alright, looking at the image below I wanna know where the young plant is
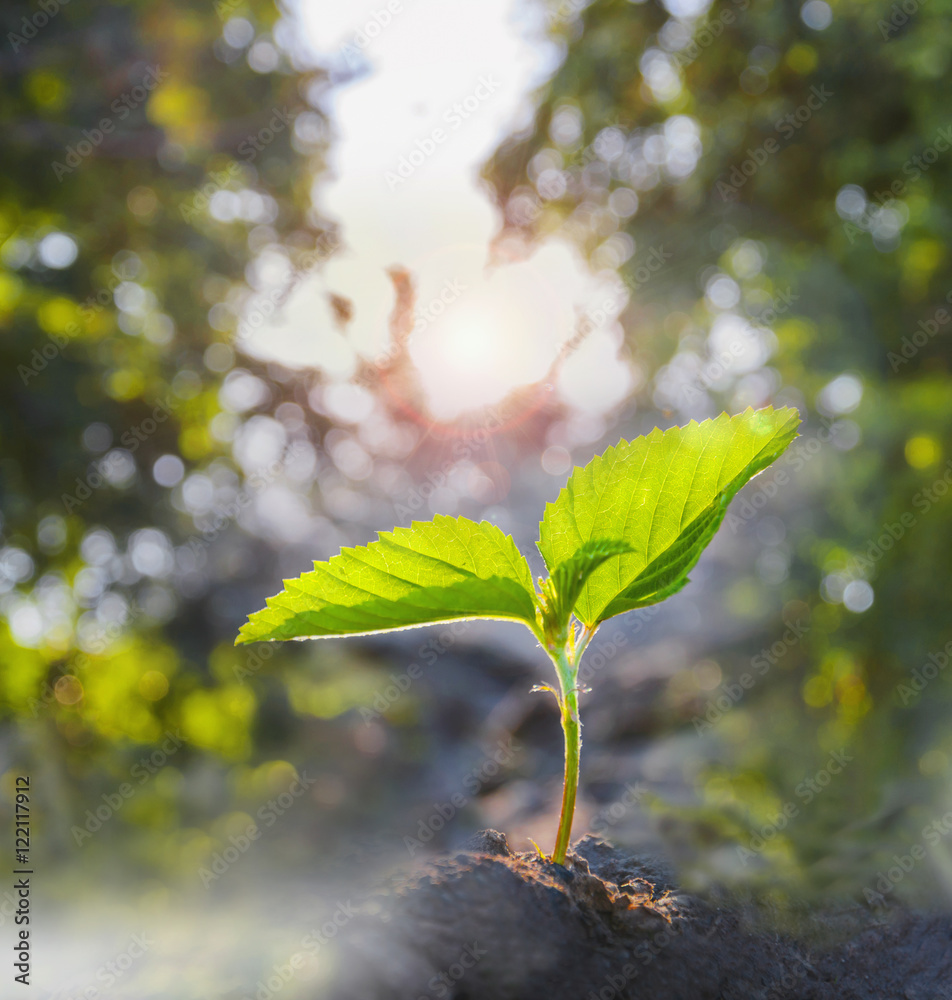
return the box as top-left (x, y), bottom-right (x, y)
top-left (237, 406), bottom-right (800, 864)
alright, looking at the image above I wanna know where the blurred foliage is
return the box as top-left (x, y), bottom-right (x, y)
top-left (0, 0), bottom-right (346, 878)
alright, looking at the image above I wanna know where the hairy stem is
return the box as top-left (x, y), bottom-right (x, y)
top-left (550, 623), bottom-right (597, 865)
top-left (552, 679), bottom-right (580, 864)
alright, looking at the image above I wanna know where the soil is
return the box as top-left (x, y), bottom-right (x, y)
top-left (324, 830), bottom-right (952, 1000)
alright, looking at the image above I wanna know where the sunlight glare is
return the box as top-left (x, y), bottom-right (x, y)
top-left (242, 0), bottom-right (633, 423)
top-left (408, 243), bottom-right (605, 420)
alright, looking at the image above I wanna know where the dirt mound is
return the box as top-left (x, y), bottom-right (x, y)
top-left (324, 831), bottom-right (952, 999)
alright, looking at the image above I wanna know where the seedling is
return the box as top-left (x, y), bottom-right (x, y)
top-left (237, 406), bottom-right (799, 864)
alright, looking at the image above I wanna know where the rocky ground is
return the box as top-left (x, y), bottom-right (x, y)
top-left (323, 830), bottom-right (952, 1000)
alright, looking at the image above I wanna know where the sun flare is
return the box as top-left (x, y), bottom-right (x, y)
top-left (407, 250), bottom-right (589, 421)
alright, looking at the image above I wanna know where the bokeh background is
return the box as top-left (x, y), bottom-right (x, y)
top-left (2, 0), bottom-right (952, 995)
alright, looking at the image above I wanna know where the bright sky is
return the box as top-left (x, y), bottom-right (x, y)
top-left (245, 0), bottom-right (633, 420)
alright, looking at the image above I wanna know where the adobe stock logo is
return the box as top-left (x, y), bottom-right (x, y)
top-left (896, 638), bottom-right (952, 705)
top-left (715, 85), bottom-right (833, 200)
top-left (887, 288), bottom-right (952, 372)
top-left (339, 1), bottom-right (404, 66)
top-left (8, 0), bottom-right (71, 52)
top-left (385, 77), bottom-right (502, 190)
top-left (355, 278), bottom-right (467, 387)
top-left (51, 66), bottom-right (169, 181)
top-left (879, 0), bottom-right (928, 39)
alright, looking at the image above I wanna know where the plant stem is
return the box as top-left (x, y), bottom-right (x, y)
top-left (552, 667), bottom-right (580, 865)
top-left (539, 624), bottom-right (598, 865)
top-left (550, 624), bottom-right (597, 865)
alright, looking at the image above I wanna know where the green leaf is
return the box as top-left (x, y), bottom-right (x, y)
top-left (237, 515), bottom-right (539, 644)
top-left (540, 538), bottom-right (633, 638)
top-left (537, 406), bottom-right (801, 625)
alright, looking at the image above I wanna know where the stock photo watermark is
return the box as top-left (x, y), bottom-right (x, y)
top-left (393, 413), bottom-right (507, 519)
top-left (844, 125), bottom-right (952, 244)
top-left (8, 0), bottom-right (72, 51)
top-left (242, 899), bottom-right (358, 1000)
top-left (198, 771), bottom-right (316, 886)
top-left (234, 642), bottom-right (276, 682)
top-left (185, 441), bottom-right (311, 556)
top-left (71, 730), bottom-right (185, 846)
top-left (895, 637), bottom-right (952, 705)
top-left (61, 394), bottom-right (180, 513)
top-left (26, 600), bottom-right (151, 717)
top-left (669, 0), bottom-right (753, 70)
top-left (418, 942), bottom-right (487, 1000)
top-left (18, 254), bottom-right (146, 385)
top-left (887, 287), bottom-right (952, 371)
top-left (716, 86), bottom-right (833, 200)
top-left (46, 934), bottom-right (154, 1000)
top-left (52, 66), bottom-right (169, 181)
top-left (683, 288), bottom-right (798, 404)
top-left (355, 277), bottom-right (468, 386)
top-left (385, 76), bottom-right (502, 190)
top-left (180, 106), bottom-right (302, 222)
top-left (863, 806), bottom-right (952, 908)
top-left (589, 782), bottom-right (647, 836)
top-left (724, 411), bottom-right (850, 535)
top-left (623, 244), bottom-right (673, 290)
top-left (842, 458), bottom-right (952, 580)
top-left (577, 630), bottom-right (630, 687)
top-left (693, 618), bottom-right (809, 733)
top-left (584, 921), bottom-right (678, 1000)
top-left (736, 748), bottom-right (854, 865)
top-left (357, 619), bottom-right (478, 726)
top-left (404, 738), bottom-right (516, 855)
top-left (879, 0), bottom-right (930, 39)
top-left (235, 229), bottom-right (341, 338)
top-left (339, 1), bottom-right (404, 67)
